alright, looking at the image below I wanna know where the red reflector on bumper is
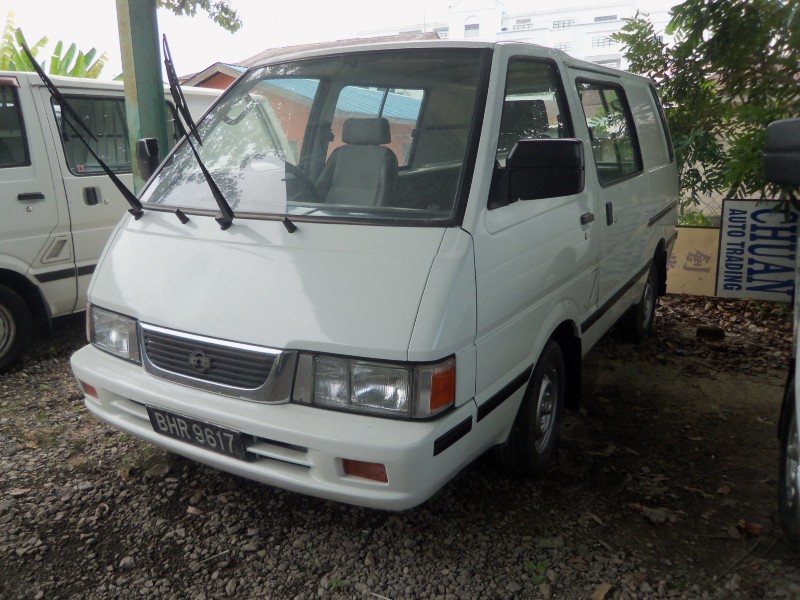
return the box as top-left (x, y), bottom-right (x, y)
top-left (80, 381), bottom-right (99, 399)
top-left (342, 459), bottom-right (388, 483)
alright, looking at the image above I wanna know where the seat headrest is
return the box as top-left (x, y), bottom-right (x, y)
top-left (342, 118), bottom-right (391, 145)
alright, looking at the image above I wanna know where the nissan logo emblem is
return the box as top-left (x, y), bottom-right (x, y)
top-left (188, 350), bottom-right (212, 373)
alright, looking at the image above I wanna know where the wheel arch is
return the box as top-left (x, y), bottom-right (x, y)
top-left (550, 320), bottom-right (581, 410)
top-left (0, 269), bottom-right (50, 328)
top-left (653, 238), bottom-right (668, 297)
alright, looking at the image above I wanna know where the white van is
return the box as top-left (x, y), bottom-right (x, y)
top-left (0, 71), bottom-right (219, 371)
top-left (70, 41), bottom-right (678, 510)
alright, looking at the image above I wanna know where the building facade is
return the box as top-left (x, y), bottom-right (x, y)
top-left (361, 0), bottom-right (674, 70)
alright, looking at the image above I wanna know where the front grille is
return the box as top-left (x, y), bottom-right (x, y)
top-left (142, 327), bottom-right (276, 389)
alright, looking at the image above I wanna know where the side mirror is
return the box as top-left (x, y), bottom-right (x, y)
top-left (764, 119), bottom-right (800, 186)
top-left (136, 137), bottom-right (160, 181)
top-left (489, 138), bottom-right (584, 209)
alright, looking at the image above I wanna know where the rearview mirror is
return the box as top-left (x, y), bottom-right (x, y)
top-left (489, 138), bottom-right (584, 209)
top-left (136, 137), bottom-right (160, 181)
top-left (764, 119), bottom-right (800, 186)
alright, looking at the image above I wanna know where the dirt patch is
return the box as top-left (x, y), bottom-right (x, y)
top-left (560, 295), bottom-right (797, 594)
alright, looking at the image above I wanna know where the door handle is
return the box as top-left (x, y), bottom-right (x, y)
top-left (17, 192), bottom-right (45, 201)
top-left (580, 212), bottom-right (594, 225)
top-left (83, 187), bottom-right (99, 206)
top-left (605, 202), bottom-right (614, 226)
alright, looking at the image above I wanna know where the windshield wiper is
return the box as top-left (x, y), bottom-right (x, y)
top-left (163, 35), bottom-right (235, 230)
top-left (20, 39), bottom-right (145, 220)
top-left (163, 36), bottom-right (296, 233)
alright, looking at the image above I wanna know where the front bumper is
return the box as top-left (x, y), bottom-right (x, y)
top-left (70, 345), bottom-right (478, 510)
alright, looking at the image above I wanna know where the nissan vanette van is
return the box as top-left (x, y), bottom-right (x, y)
top-left (70, 41), bottom-right (678, 510)
top-left (0, 71), bottom-right (219, 372)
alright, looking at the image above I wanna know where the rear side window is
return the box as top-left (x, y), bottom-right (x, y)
top-left (0, 84), bottom-right (30, 168)
top-left (577, 80), bottom-right (642, 185)
top-left (496, 58), bottom-right (572, 164)
top-left (330, 85), bottom-right (423, 166)
top-left (650, 84), bottom-right (674, 162)
top-left (53, 96), bottom-right (182, 175)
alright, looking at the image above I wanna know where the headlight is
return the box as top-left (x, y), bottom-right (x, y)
top-left (88, 305), bottom-right (141, 363)
top-left (293, 354), bottom-right (455, 419)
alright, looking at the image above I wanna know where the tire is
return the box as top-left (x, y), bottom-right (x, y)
top-left (779, 381), bottom-right (800, 546)
top-left (617, 261), bottom-right (657, 343)
top-left (0, 284), bottom-right (34, 374)
top-left (496, 340), bottom-right (565, 476)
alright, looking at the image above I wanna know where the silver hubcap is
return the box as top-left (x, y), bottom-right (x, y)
top-left (0, 304), bottom-right (15, 358)
top-left (785, 414), bottom-right (800, 522)
top-left (534, 368), bottom-right (558, 454)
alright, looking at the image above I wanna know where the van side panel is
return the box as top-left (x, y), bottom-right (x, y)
top-left (473, 194), bottom-right (597, 410)
top-left (466, 49), bottom-right (598, 417)
top-left (0, 76), bottom-right (75, 318)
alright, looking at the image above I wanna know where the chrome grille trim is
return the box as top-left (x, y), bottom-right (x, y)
top-left (140, 323), bottom-right (294, 403)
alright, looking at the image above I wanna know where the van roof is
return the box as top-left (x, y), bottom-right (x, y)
top-left (245, 39), bottom-right (653, 85)
top-left (0, 70), bottom-right (222, 96)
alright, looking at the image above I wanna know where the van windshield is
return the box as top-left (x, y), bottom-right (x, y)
top-left (140, 48), bottom-right (487, 225)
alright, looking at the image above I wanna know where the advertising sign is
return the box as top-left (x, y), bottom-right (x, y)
top-left (667, 227), bottom-right (720, 297)
top-left (716, 199), bottom-right (798, 302)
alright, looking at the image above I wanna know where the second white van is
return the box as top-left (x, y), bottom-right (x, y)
top-left (0, 71), bottom-right (219, 371)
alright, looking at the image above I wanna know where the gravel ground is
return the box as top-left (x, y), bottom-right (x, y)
top-left (2, 299), bottom-right (800, 600)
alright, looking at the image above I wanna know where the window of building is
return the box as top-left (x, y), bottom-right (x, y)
top-left (594, 15), bottom-right (617, 22)
top-left (465, 22), bottom-right (480, 38)
top-left (576, 81), bottom-right (642, 186)
top-left (594, 59), bottom-right (620, 69)
top-left (592, 36), bottom-right (615, 48)
top-left (513, 23), bottom-right (533, 31)
top-left (516, 18), bottom-right (531, 24)
top-left (434, 27), bottom-right (449, 39)
top-left (0, 84), bottom-right (30, 168)
top-left (555, 42), bottom-right (570, 52)
top-left (553, 19), bottom-right (575, 30)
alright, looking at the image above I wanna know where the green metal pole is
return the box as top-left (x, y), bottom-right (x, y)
top-left (116, 0), bottom-right (169, 193)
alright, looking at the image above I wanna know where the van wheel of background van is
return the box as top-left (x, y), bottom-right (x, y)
top-left (495, 340), bottom-right (565, 476)
top-left (617, 262), bottom-right (657, 343)
top-left (0, 285), bottom-right (33, 374)
top-left (779, 383), bottom-right (800, 546)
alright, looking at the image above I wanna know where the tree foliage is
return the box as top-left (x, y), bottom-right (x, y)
top-left (613, 0), bottom-right (800, 206)
top-left (0, 10), bottom-right (108, 77)
top-left (158, 0), bottom-right (242, 33)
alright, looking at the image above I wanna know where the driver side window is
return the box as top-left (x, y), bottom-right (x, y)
top-left (496, 59), bottom-right (572, 166)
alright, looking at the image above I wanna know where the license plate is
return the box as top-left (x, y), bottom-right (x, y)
top-left (146, 406), bottom-right (247, 460)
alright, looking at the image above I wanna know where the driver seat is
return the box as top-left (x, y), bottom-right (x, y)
top-left (316, 118), bottom-right (398, 206)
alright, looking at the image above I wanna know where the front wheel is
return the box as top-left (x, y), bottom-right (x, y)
top-left (779, 382), bottom-right (800, 545)
top-left (0, 284), bottom-right (34, 374)
top-left (495, 340), bottom-right (565, 476)
top-left (617, 262), bottom-right (657, 343)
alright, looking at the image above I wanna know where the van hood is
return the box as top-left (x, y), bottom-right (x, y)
top-left (90, 214), bottom-right (446, 360)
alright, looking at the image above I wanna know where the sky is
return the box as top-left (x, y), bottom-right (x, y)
top-left (3, 0), bottom-right (675, 80)
top-left (3, 0), bottom-right (452, 79)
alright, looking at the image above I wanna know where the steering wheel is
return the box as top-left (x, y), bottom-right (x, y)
top-left (284, 161), bottom-right (320, 203)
